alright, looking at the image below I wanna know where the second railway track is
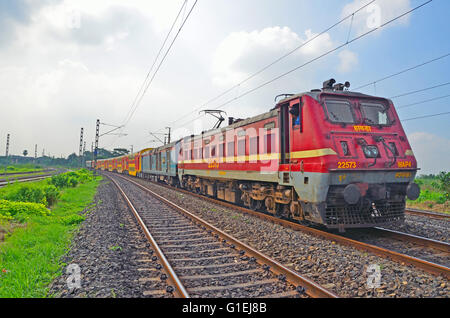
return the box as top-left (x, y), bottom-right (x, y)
top-left (107, 173), bottom-right (338, 298)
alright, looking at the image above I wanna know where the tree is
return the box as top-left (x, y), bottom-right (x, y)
top-left (23, 150), bottom-right (28, 157)
top-left (113, 148), bottom-right (130, 156)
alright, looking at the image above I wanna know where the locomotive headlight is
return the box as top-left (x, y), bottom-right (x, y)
top-left (363, 145), bottom-right (379, 158)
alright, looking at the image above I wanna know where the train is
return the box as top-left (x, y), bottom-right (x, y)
top-left (87, 79), bottom-right (421, 231)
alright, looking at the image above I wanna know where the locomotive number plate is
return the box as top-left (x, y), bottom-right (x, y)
top-left (338, 161), bottom-right (357, 169)
top-left (397, 161), bottom-right (412, 168)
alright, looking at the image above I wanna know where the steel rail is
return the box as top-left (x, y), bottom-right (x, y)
top-left (372, 227), bottom-right (450, 253)
top-left (129, 176), bottom-right (450, 280)
top-left (0, 174), bottom-right (56, 188)
top-left (107, 175), bottom-right (190, 298)
top-left (112, 173), bottom-right (339, 298)
top-left (0, 169), bottom-right (54, 177)
top-left (405, 208), bottom-right (450, 220)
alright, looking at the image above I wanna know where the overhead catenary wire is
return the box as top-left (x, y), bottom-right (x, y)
top-left (389, 81), bottom-right (450, 99)
top-left (123, 0), bottom-right (198, 129)
top-left (121, 0), bottom-right (189, 128)
top-left (178, 0), bottom-right (433, 127)
top-left (153, 0), bottom-right (377, 133)
top-left (397, 94), bottom-right (450, 109)
top-left (402, 111), bottom-right (450, 121)
top-left (104, 0), bottom-right (197, 149)
top-left (353, 52), bottom-right (450, 91)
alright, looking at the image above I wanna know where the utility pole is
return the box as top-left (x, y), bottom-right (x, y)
top-left (166, 127), bottom-right (171, 144)
top-left (5, 134), bottom-right (10, 157)
top-left (130, 145), bottom-right (134, 154)
top-left (79, 128), bottom-right (84, 167)
top-left (35, 144), bottom-right (37, 161)
top-left (94, 119), bottom-right (100, 174)
top-left (79, 128), bottom-right (84, 156)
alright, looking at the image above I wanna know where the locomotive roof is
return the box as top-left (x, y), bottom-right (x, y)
top-left (277, 89), bottom-right (383, 104)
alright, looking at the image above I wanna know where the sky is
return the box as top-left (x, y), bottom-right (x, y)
top-left (0, 0), bottom-right (449, 175)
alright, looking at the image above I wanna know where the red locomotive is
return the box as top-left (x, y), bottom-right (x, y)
top-left (90, 79), bottom-right (421, 230)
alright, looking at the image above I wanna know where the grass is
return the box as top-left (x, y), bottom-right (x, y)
top-left (0, 171), bottom-right (50, 182)
top-left (406, 175), bottom-right (449, 213)
top-left (0, 164), bottom-right (44, 175)
top-left (0, 175), bottom-right (101, 298)
top-left (0, 179), bottom-right (50, 199)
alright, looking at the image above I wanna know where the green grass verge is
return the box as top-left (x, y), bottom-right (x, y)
top-left (0, 176), bottom-right (101, 298)
top-left (407, 175), bottom-right (449, 213)
top-left (0, 171), bottom-right (50, 182)
top-left (0, 165), bottom-right (44, 175)
top-left (0, 179), bottom-right (50, 199)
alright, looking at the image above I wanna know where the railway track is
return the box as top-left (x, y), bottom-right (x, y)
top-left (114, 173), bottom-right (449, 281)
top-left (106, 173), bottom-right (338, 298)
top-left (0, 169), bottom-right (54, 177)
top-left (0, 174), bottom-right (56, 188)
top-left (342, 227), bottom-right (449, 269)
top-left (405, 208), bottom-right (450, 220)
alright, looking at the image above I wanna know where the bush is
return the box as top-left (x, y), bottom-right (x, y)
top-left (59, 214), bottom-right (85, 226)
top-left (6, 185), bottom-right (47, 206)
top-left (68, 177), bottom-right (79, 188)
top-left (44, 185), bottom-right (60, 206)
top-left (50, 174), bottom-right (70, 189)
top-left (50, 169), bottom-right (93, 189)
top-left (0, 200), bottom-right (50, 222)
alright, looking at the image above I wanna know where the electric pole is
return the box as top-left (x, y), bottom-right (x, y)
top-left (5, 134), bottom-right (10, 157)
top-left (94, 119), bottom-right (100, 174)
top-left (35, 144), bottom-right (37, 161)
top-left (79, 128), bottom-right (84, 167)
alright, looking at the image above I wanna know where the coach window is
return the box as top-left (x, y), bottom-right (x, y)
top-left (264, 133), bottom-right (274, 154)
top-left (205, 146), bottom-right (209, 159)
top-left (238, 139), bottom-right (246, 157)
top-left (227, 142), bottom-right (235, 157)
top-left (211, 145), bottom-right (216, 157)
top-left (250, 136), bottom-right (259, 155)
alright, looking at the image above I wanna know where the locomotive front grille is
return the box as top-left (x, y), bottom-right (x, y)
top-left (324, 184), bottom-right (406, 228)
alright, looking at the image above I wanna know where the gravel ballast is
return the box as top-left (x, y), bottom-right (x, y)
top-left (49, 179), bottom-right (163, 298)
top-left (129, 177), bottom-right (449, 298)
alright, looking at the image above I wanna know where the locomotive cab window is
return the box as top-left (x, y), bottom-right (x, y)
top-left (360, 102), bottom-right (391, 126)
top-left (290, 103), bottom-right (301, 129)
top-left (324, 99), bottom-right (356, 124)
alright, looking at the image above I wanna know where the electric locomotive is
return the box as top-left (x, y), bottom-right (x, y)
top-left (91, 79), bottom-right (421, 231)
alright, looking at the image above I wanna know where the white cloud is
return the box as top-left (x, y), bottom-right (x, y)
top-left (408, 132), bottom-right (450, 175)
top-left (341, 0), bottom-right (411, 36)
top-left (211, 26), bottom-right (333, 87)
top-left (337, 50), bottom-right (358, 73)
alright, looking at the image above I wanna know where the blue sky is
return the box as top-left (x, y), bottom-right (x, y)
top-left (0, 0), bottom-right (448, 174)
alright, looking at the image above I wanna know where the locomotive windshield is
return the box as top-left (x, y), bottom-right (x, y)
top-left (324, 99), bottom-right (356, 124)
top-left (360, 102), bottom-right (391, 126)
